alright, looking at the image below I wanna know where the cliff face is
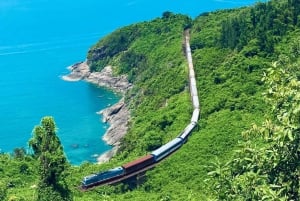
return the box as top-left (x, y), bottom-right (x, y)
top-left (62, 62), bottom-right (90, 81)
top-left (96, 98), bottom-right (130, 163)
top-left (87, 46), bottom-right (108, 63)
top-left (100, 98), bottom-right (129, 145)
top-left (62, 61), bottom-right (132, 163)
top-left (63, 61), bottom-right (132, 94)
top-left (86, 65), bottom-right (132, 94)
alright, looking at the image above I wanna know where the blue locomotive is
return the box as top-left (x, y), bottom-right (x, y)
top-left (81, 125), bottom-right (197, 189)
top-left (82, 167), bottom-right (124, 187)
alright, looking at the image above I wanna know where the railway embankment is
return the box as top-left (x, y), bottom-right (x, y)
top-left (62, 61), bottom-right (132, 163)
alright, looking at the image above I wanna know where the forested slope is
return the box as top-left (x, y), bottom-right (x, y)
top-left (1, 0), bottom-right (300, 200)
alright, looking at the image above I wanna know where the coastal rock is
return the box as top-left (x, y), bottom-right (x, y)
top-left (101, 100), bottom-right (125, 122)
top-left (63, 61), bottom-right (132, 94)
top-left (85, 66), bottom-right (132, 94)
top-left (61, 62), bottom-right (90, 81)
top-left (62, 61), bottom-right (131, 163)
top-left (97, 146), bottom-right (119, 164)
top-left (100, 98), bottom-right (129, 145)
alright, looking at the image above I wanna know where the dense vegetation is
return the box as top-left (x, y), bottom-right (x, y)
top-left (29, 117), bottom-right (71, 201)
top-left (208, 48), bottom-right (300, 200)
top-left (0, 0), bottom-right (299, 200)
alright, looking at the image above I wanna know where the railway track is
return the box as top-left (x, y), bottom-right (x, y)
top-left (80, 29), bottom-right (199, 190)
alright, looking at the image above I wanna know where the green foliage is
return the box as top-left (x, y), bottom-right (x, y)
top-left (76, 2), bottom-right (297, 199)
top-left (162, 11), bottom-right (174, 19)
top-left (29, 117), bottom-right (72, 201)
top-left (0, 181), bottom-right (8, 201)
top-left (13, 148), bottom-right (26, 160)
top-left (3, 1), bottom-right (300, 200)
top-left (87, 14), bottom-right (193, 159)
top-left (87, 25), bottom-right (142, 72)
top-left (88, 13), bottom-right (192, 75)
top-left (219, 0), bottom-right (300, 53)
top-left (37, 185), bottom-right (71, 201)
top-left (0, 152), bottom-right (38, 200)
top-left (208, 48), bottom-right (300, 200)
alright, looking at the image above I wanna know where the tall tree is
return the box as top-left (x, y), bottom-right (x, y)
top-left (29, 116), bottom-right (72, 201)
top-left (0, 181), bottom-right (7, 201)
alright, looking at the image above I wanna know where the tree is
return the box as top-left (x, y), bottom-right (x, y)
top-left (29, 116), bottom-right (72, 201)
top-left (0, 181), bottom-right (7, 201)
top-left (13, 147), bottom-right (26, 160)
top-left (162, 11), bottom-right (173, 19)
top-left (208, 52), bottom-right (300, 200)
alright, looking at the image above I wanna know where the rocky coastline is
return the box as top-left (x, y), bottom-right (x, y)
top-left (62, 61), bottom-right (132, 163)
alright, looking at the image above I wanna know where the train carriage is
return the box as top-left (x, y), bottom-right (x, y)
top-left (178, 122), bottom-right (197, 141)
top-left (189, 69), bottom-right (195, 78)
top-left (190, 77), bottom-right (196, 87)
top-left (190, 84), bottom-right (198, 97)
top-left (192, 95), bottom-right (200, 109)
top-left (122, 154), bottom-right (155, 175)
top-left (191, 108), bottom-right (200, 123)
top-left (151, 138), bottom-right (183, 162)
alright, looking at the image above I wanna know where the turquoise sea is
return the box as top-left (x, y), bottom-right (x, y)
top-left (0, 0), bottom-right (259, 165)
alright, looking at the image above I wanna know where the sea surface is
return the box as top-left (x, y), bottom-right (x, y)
top-left (0, 0), bottom-right (259, 165)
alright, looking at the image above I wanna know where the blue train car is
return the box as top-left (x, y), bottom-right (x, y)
top-left (81, 174), bottom-right (98, 187)
top-left (178, 122), bottom-right (197, 141)
top-left (192, 95), bottom-right (200, 109)
top-left (82, 166), bottom-right (124, 188)
top-left (151, 138), bottom-right (183, 162)
top-left (190, 85), bottom-right (198, 98)
top-left (190, 79), bottom-right (198, 97)
top-left (191, 109), bottom-right (200, 123)
top-left (189, 69), bottom-right (195, 78)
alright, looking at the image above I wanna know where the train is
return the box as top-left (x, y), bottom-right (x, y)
top-left (81, 31), bottom-right (199, 189)
top-left (81, 96), bottom-right (199, 189)
top-left (81, 123), bottom-right (197, 189)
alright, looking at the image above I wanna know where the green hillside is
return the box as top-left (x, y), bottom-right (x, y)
top-left (1, 0), bottom-right (299, 200)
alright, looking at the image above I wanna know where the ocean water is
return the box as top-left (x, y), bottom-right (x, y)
top-left (0, 0), bottom-right (258, 165)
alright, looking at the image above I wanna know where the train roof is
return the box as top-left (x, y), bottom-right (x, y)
top-left (83, 174), bottom-right (97, 180)
top-left (107, 166), bottom-right (123, 172)
top-left (122, 154), bottom-right (153, 169)
top-left (151, 138), bottom-right (182, 156)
